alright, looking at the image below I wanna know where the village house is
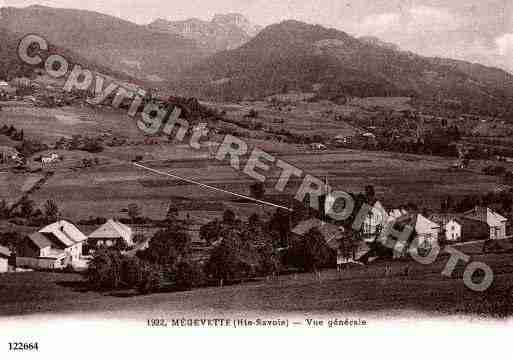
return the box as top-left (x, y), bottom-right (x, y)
top-left (0, 245), bottom-right (11, 273)
top-left (444, 219), bottom-right (462, 242)
top-left (87, 219), bottom-right (134, 251)
top-left (464, 206), bottom-right (508, 240)
top-left (16, 220), bottom-right (87, 270)
top-left (362, 201), bottom-right (388, 242)
top-left (429, 214), bottom-right (462, 243)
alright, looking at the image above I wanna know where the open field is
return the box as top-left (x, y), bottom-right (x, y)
top-left (24, 144), bottom-right (506, 221)
top-left (1, 252), bottom-right (512, 318)
top-left (0, 102), bottom-right (146, 143)
top-left (0, 100), bottom-right (510, 227)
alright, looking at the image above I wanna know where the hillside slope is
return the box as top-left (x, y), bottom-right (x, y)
top-left (0, 27), bottom-right (135, 84)
top-left (176, 20), bottom-right (513, 117)
top-left (0, 5), bottom-right (206, 82)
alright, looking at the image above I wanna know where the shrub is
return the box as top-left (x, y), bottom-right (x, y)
top-left (174, 261), bottom-right (205, 290)
top-left (205, 229), bottom-right (260, 284)
top-left (86, 249), bottom-right (124, 290)
top-left (137, 265), bottom-right (162, 294)
top-left (285, 228), bottom-right (336, 272)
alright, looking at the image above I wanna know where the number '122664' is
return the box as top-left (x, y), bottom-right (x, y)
top-left (9, 342), bottom-right (39, 351)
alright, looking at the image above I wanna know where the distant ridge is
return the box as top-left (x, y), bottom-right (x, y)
top-left (148, 13), bottom-right (261, 52)
top-left (175, 20), bottom-right (513, 117)
top-left (0, 5), bottom-right (206, 81)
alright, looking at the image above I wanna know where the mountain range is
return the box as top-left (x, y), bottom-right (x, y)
top-left (0, 27), bottom-right (133, 83)
top-left (176, 20), bottom-right (513, 116)
top-left (0, 5), bottom-right (205, 82)
top-left (148, 13), bottom-right (261, 52)
top-left (2, 5), bottom-right (513, 117)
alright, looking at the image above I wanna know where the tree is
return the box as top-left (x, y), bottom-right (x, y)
top-left (268, 208), bottom-right (291, 248)
top-left (127, 203), bottom-right (140, 223)
top-left (250, 182), bottom-right (265, 200)
top-left (222, 209), bottom-right (236, 225)
top-left (364, 185), bottom-right (376, 204)
top-left (287, 228), bottom-right (335, 273)
top-left (174, 261), bottom-right (204, 290)
top-left (137, 227), bottom-right (191, 277)
top-left (248, 213), bottom-right (261, 228)
top-left (0, 200), bottom-right (9, 219)
top-left (166, 203), bottom-right (179, 222)
top-left (86, 249), bottom-right (124, 290)
top-left (137, 265), bottom-right (162, 294)
top-left (200, 219), bottom-right (222, 245)
top-left (43, 199), bottom-right (59, 222)
top-left (205, 229), bottom-right (259, 285)
top-left (121, 256), bottom-right (144, 288)
top-left (18, 196), bottom-right (35, 218)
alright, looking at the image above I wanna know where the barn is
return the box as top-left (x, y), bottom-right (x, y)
top-left (87, 219), bottom-right (134, 250)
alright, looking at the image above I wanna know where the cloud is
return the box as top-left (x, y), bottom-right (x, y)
top-left (355, 6), bottom-right (513, 74)
top-left (495, 33), bottom-right (513, 56)
top-left (359, 6), bottom-right (463, 37)
top-left (409, 5), bottom-right (460, 30)
top-left (360, 12), bottom-right (400, 35)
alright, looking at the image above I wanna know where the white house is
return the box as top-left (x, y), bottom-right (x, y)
top-left (88, 219), bottom-right (134, 249)
top-left (429, 214), bottom-right (462, 243)
top-left (0, 245), bottom-right (10, 273)
top-left (362, 201), bottom-right (388, 242)
top-left (415, 214), bottom-right (440, 247)
top-left (464, 207), bottom-right (508, 240)
top-left (16, 220), bottom-right (87, 270)
top-left (39, 220), bottom-right (87, 261)
top-left (444, 219), bottom-right (462, 242)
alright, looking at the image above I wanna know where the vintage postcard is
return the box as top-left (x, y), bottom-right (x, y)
top-left (0, 0), bottom-right (512, 357)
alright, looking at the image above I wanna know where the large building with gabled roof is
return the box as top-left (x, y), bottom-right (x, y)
top-left (87, 219), bottom-right (134, 250)
top-left (16, 220), bottom-right (87, 270)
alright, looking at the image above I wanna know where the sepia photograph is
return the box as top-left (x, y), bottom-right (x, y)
top-left (0, 0), bottom-right (512, 356)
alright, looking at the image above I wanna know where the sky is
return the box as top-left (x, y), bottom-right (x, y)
top-left (2, 0), bottom-right (513, 73)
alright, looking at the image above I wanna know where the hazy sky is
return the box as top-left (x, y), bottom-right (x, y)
top-left (3, 0), bottom-right (513, 73)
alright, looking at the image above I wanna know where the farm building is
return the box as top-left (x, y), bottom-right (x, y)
top-left (16, 220), bottom-right (87, 270)
top-left (362, 201), bottom-right (388, 242)
top-left (414, 214), bottom-right (440, 247)
top-left (87, 219), bottom-right (134, 250)
top-left (429, 214), bottom-right (462, 242)
top-left (444, 219), bottom-right (462, 242)
top-left (0, 245), bottom-right (11, 273)
top-left (463, 207), bottom-right (508, 240)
